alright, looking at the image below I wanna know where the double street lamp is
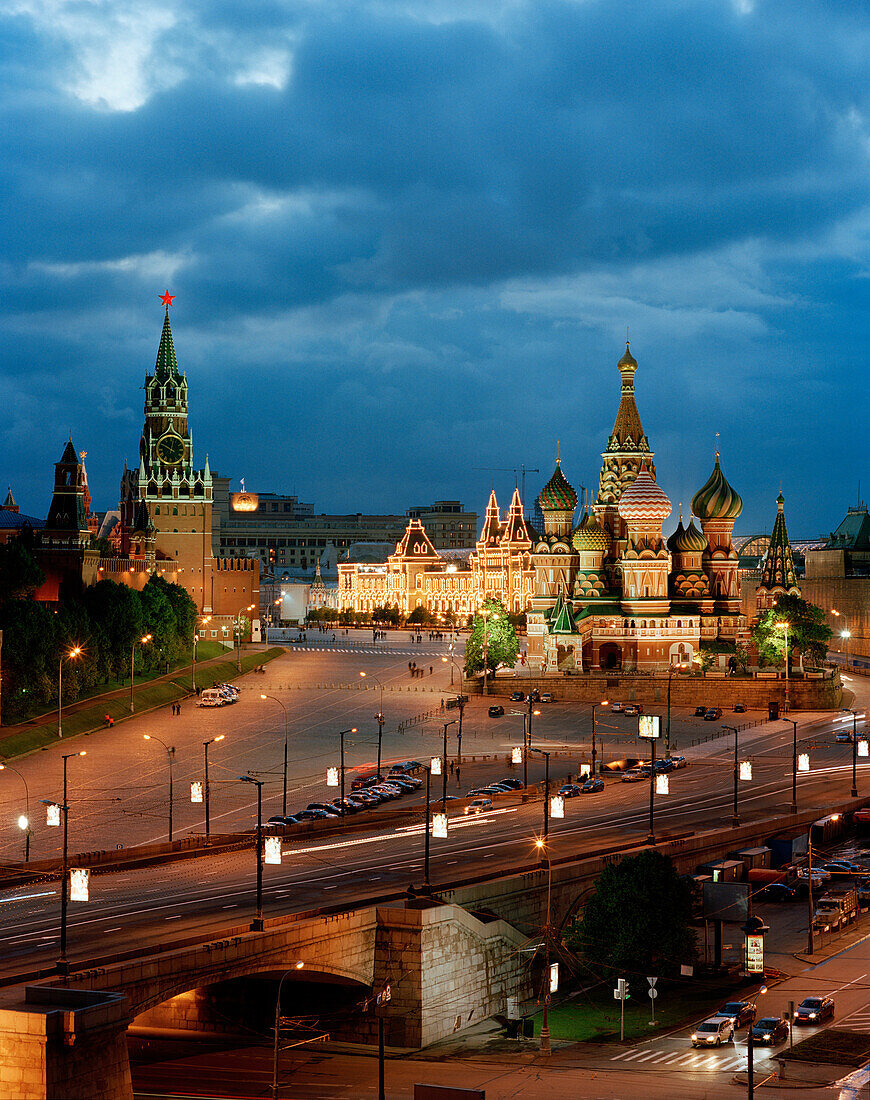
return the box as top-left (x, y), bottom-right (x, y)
top-left (590, 699), bottom-right (609, 775)
top-left (235, 604), bottom-right (256, 673)
top-left (359, 672), bottom-right (385, 779)
top-left (130, 633), bottom-right (152, 713)
top-left (527, 746), bottom-right (551, 859)
top-left (143, 734), bottom-right (175, 841)
top-left (57, 646), bottom-right (82, 738)
top-left (0, 762), bottom-right (31, 861)
top-left (53, 749), bottom-right (86, 976)
top-left (843, 708), bottom-right (860, 799)
top-left (329, 728), bottom-right (357, 816)
top-left (261, 694), bottom-right (290, 814)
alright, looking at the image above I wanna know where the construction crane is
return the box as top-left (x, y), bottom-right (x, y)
top-left (473, 466), bottom-right (540, 514)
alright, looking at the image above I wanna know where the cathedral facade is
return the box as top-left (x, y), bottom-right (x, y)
top-left (527, 344), bottom-right (746, 672)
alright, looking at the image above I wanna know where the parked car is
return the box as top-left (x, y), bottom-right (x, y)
top-left (621, 767), bottom-right (650, 782)
top-left (624, 704), bottom-right (642, 717)
top-left (528, 690), bottom-right (541, 702)
top-left (654, 758), bottom-right (675, 773)
top-left (581, 777), bottom-right (604, 793)
top-left (351, 774), bottom-right (383, 791)
top-left (488, 705), bottom-right (505, 717)
top-left (763, 883), bottom-right (797, 902)
top-left (823, 861), bottom-right (862, 875)
top-left (734, 703), bottom-right (746, 713)
top-left (670, 755), bottom-right (688, 769)
top-left (387, 777), bottom-right (419, 792)
top-left (540, 692), bottom-right (553, 703)
top-left (694, 706), bottom-right (708, 717)
top-left (714, 1001), bottom-right (756, 1028)
top-left (855, 808), bottom-right (870, 824)
top-left (498, 778), bottom-right (523, 790)
top-left (691, 1018), bottom-right (734, 1047)
top-left (794, 996), bottom-right (835, 1024)
top-left (295, 808), bottom-right (331, 821)
top-left (510, 691), bottom-right (525, 702)
top-left (267, 815), bottom-right (299, 826)
top-left (751, 1017), bottom-right (789, 1045)
top-left (465, 798), bottom-right (492, 815)
top-left (704, 707), bottom-right (723, 720)
top-left (611, 702), bottom-right (626, 713)
top-left (559, 783), bottom-right (583, 798)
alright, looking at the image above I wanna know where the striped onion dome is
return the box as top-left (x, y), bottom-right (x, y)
top-left (540, 461), bottom-right (578, 511)
top-left (618, 464), bottom-right (671, 524)
top-left (667, 518), bottom-right (707, 554)
top-left (572, 512), bottom-right (610, 552)
top-left (691, 458), bottom-right (743, 521)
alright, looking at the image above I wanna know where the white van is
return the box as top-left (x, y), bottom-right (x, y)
top-left (198, 688), bottom-right (225, 708)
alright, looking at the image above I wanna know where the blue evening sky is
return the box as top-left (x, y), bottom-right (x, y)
top-left (1, 0), bottom-right (867, 538)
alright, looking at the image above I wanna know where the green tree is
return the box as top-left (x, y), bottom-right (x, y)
top-left (465, 599), bottom-right (518, 679)
top-left (569, 850), bottom-right (697, 975)
top-left (0, 538), bottom-right (45, 605)
top-left (406, 606), bottom-right (433, 625)
top-left (753, 594), bottom-right (833, 670)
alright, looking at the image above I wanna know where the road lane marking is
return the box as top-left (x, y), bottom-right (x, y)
top-left (102, 927), bottom-right (122, 933)
top-left (165, 914), bottom-right (182, 920)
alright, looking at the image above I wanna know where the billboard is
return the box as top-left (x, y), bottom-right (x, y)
top-left (702, 881), bottom-right (750, 923)
top-left (638, 714), bottom-right (661, 740)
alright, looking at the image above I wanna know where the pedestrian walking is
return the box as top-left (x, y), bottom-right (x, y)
top-left (455, 767), bottom-right (461, 787)
top-left (429, 665), bottom-right (433, 675)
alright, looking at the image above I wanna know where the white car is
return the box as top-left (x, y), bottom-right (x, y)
top-left (464, 798), bottom-right (493, 815)
top-left (691, 1017), bottom-right (734, 1047)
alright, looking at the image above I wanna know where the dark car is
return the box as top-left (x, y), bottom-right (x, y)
top-left (734, 703), bottom-right (746, 713)
top-left (795, 996), bottom-right (835, 1024)
top-left (559, 783), bottom-right (583, 798)
top-left (836, 730), bottom-right (855, 743)
top-left (487, 783), bottom-right (515, 793)
top-left (528, 689), bottom-right (541, 702)
top-left (510, 691), bottom-right (525, 702)
top-left (763, 883), bottom-right (797, 902)
top-left (295, 808), bottom-right (331, 821)
top-left (751, 1017), bottom-right (789, 1045)
top-left (488, 705), bottom-right (505, 717)
top-left (267, 814), bottom-right (299, 826)
top-left (704, 707), bottom-right (723, 720)
top-left (327, 798), bottom-right (361, 815)
top-left (654, 758), bottom-right (675, 773)
top-left (622, 767), bottom-right (651, 782)
top-left (695, 706), bottom-right (708, 717)
top-left (352, 790), bottom-right (381, 805)
top-left (351, 774), bottom-right (383, 791)
top-left (498, 778), bottom-right (523, 790)
top-left (714, 1001), bottom-right (756, 1028)
top-left (387, 777), bottom-right (419, 792)
top-left (581, 777), bottom-right (605, 793)
top-left (824, 860), bottom-right (862, 875)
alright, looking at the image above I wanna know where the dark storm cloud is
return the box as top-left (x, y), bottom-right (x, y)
top-left (1, 0), bottom-right (867, 532)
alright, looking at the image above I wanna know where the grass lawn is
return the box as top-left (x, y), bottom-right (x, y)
top-left (527, 978), bottom-right (753, 1043)
top-left (783, 1029), bottom-right (870, 1067)
top-left (0, 647), bottom-right (284, 760)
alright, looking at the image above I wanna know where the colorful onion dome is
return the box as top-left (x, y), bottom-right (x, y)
top-left (572, 512), bottom-right (610, 552)
top-left (618, 464), bottom-right (671, 524)
top-left (691, 458), bottom-right (743, 521)
top-left (668, 518), bottom-right (707, 554)
top-left (617, 340), bottom-right (638, 374)
top-left (540, 461), bottom-right (578, 511)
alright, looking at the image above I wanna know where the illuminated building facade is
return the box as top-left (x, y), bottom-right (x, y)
top-left (527, 344), bottom-right (747, 671)
top-left (337, 490), bottom-right (535, 617)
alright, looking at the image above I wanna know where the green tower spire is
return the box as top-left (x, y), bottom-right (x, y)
top-left (758, 492), bottom-right (800, 596)
top-left (154, 308), bottom-right (180, 381)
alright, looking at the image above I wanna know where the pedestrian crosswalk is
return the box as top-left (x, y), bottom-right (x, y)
top-left (290, 646), bottom-right (445, 656)
top-left (610, 1045), bottom-right (759, 1071)
top-left (834, 1007), bottom-right (870, 1032)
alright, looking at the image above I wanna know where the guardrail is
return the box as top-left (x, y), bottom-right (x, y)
top-left (688, 717), bottom-right (771, 747)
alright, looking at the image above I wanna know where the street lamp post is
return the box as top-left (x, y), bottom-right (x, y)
top-left (57, 646), bottom-right (82, 737)
top-left (236, 604), bottom-right (255, 673)
top-left (528, 747), bottom-right (551, 858)
top-left (806, 826), bottom-right (816, 956)
top-left (239, 775), bottom-right (265, 931)
top-left (359, 673), bottom-right (385, 779)
top-left (776, 621), bottom-right (790, 711)
top-left (666, 663), bottom-right (675, 755)
top-left (271, 963), bottom-right (305, 1098)
top-left (0, 762), bottom-right (31, 861)
top-left (57, 749), bottom-right (86, 976)
top-left (143, 734), bottom-right (175, 841)
top-left (441, 720), bottom-right (456, 807)
top-left (647, 735), bottom-right (658, 845)
top-left (423, 764), bottom-right (432, 892)
top-left (130, 633), bottom-right (152, 713)
top-left (783, 719), bottom-right (798, 813)
top-left (192, 615), bottom-right (211, 694)
top-left (591, 699), bottom-right (609, 776)
top-left (844, 708), bottom-right (859, 799)
top-left (740, 919), bottom-right (769, 1100)
top-left (261, 694), bottom-right (289, 814)
top-left (203, 735), bottom-right (225, 840)
top-left (338, 728), bottom-right (357, 817)
top-left (724, 725), bottom-right (740, 827)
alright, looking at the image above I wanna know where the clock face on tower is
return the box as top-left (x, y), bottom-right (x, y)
top-left (156, 433), bottom-right (184, 466)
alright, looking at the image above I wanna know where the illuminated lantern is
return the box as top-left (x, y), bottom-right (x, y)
top-left (431, 756), bottom-right (442, 776)
top-left (47, 803), bottom-right (61, 826)
top-left (190, 781), bottom-right (203, 803)
top-left (579, 763), bottom-right (591, 778)
top-left (739, 761), bottom-right (752, 781)
top-left (326, 766), bottom-right (339, 787)
top-left (432, 812), bottom-right (448, 838)
top-left (70, 868), bottom-right (89, 902)
top-left (859, 740), bottom-right (869, 758)
top-left (549, 963), bottom-right (559, 993)
top-left (511, 746), bottom-right (523, 764)
top-left (798, 753), bottom-right (810, 773)
top-left (656, 774), bottom-right (669, 795)
top-left (550, 795), bottom-right (565, 819)
top-left (264, 836), bottom-right (282, 865)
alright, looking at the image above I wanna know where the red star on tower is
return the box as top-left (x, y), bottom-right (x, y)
top-left (160, 290), bottom-right (175, 307)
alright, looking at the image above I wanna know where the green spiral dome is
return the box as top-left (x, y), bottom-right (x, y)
top-left (691, 459), bottom-right (743, 521)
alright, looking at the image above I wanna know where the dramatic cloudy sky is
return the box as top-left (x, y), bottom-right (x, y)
top-left (2, 0), bottom-right (868, 537)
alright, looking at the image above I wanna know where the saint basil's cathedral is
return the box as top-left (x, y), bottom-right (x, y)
top-left (526, 343), bottom-right (747, 671)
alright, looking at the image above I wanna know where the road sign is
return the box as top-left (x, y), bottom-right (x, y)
top-left (647, 977), bottom-right (658, 987)
top-left (648, 989), bottom-right (658, 999)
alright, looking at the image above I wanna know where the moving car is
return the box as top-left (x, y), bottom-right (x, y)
top-left (751, 1017), bottom-right (789, 1045)
top-left (734, 703), bottom-right (746, 713)
top-left (694, 706), bottom-right (708, 717)
top-left (611, 702), bottom-right (626, 713)
top-left (763, 883), bottom-right (797, 902)
top-left (559, 783), bottom-right (583, 798)
top-left (691, 1018), bottom-right (734, 1047)
top-left (836, 730), bottom-right (855, 743)
top-left (510, 691), bottom-right (525, 702)
top-left (540, 692), bottom-right (553, 703)
top-left (488, 705), bottom-right (505, 717)
top-left (714, 1001), bottom-right (756, 1028)
top-left (581, 777), bottom-right (604, 793)
top-left (654, 758), bottom-right (675, 773)
top-left (624, 704), bottom-right (642, 717)
top-left (704, 707), bottom-right (723, 720)
top-left (794, 996), bottom-right (835, 1024)
top-left (464, 798), bottom-right (492, 815)
top-left (670, 755), bottom-right (688, 769)
top-left (622, 767), bottom-right (650, 782)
